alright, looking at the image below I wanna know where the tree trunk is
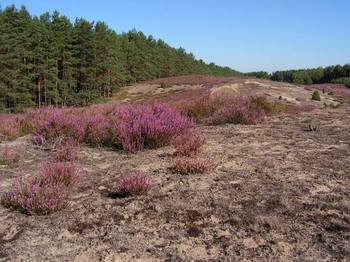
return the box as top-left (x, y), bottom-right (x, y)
top-left (38, 81), bottom-right (41, 108)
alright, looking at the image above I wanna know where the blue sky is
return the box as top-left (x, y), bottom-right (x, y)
top-left (1, 0), bottom-right (349, 72)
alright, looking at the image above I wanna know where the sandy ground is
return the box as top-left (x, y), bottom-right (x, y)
top-left (1, 77), bottom-right (349, 261)
top-left (114, 76), bottom-right (341, 107)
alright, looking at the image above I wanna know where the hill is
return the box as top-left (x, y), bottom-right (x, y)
top-left (1, 76), bottom-right (349, 260)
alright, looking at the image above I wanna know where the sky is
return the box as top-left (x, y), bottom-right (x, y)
top-left (1, 0), bottom-right (350, 73)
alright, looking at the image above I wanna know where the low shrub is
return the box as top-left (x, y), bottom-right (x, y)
top-left (1, 160), bottom-right (83, 215)
top-left (160, 82), bottom-right (168, 89)
top-left (54, 139), bottom-right (78, 162)
top-left (210, 96), bottom-right (266, 125)
top-left (271, 102), bottom-right (285, 113)
top-left (20, 107), bottom-right (54, 134)
top-left (115, 171), bottom-right (152, 196)
top-left (176, 95), bottom-right (218, 123)
top-left (2, 102), bottom-right (202, 154)
top-left (84, 112), bottom-right (112, 146)
top-left (1, 177), bottom-right (69, 215)
top-left (312, 91), bottom-right (321, 101)
top-left (250, 96), bottom-right (284, 115)
top-left (114, 103), bottom-right (194, 152)
top-left (170, 157), bottom-right (215, 175)
top-left (32, 108), bottom-right (86, 145)
top-left (172, 129), bottom-right (204, 156)
top-left (177, 94), bottom-right (278, 125)
top-left (0, 145), bottom-right (22, 165)
top-left (0, 114), bottom-right (22, 140)
top-left (250, 96), bottom-right (274, 114)
top-left (40, 161), bottom-right (83, 187)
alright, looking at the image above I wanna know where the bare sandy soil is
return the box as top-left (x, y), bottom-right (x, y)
top-left (1, 76), bottom-right (349, 261)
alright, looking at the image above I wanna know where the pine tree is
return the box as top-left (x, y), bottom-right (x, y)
top-left (0, 5), bottom-right (241, 112)
top-left (71, 18), bottom-right (97, 105)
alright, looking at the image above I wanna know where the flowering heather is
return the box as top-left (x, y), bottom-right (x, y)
top-left (210, 96), bottom-right (266, 125)
top-left (2, 102), bottom-right (202, 154)
top-left (114, 103), bottom-right (195, 152)
top-left (115, 171), bottom-right (152, 196)
top-left (87, 102), bottom-right (122, 116)
top-left (54, 139), bottom-right (78, 162)
top-left (172, 129), bottom-right (204, 156)
top-left (32, 108), bottom-right (86, 145)
top-left (170, 157), bottom-right (215, 175)
top-left (0, 114), bottom-right (22, 140)
top-left (175, 93), bottom-right (280, 125)
top-left (20, 107), bottom-right (54, 134)
top-left (175, 95), bottom-right (216, 123)
top-left (1, 159), bottom-right (83, 215)
top-left (0, 145), bottom-right (22, 165)
top-left (1, 177), bottom-right (69, 215)
top-left (84, 112), bottom-right (112, 146)
top-left (40, 161), bottom-right (84, 187)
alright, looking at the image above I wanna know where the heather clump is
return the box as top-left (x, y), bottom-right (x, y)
top-left (20, 107), bottom-right (56, 134)
top-left (0, 114), bottom-right (22, 140)
top-left (54, 139), bottom-right (78, 162)
top-left (170, 157), bottom-right (215, 175)
top-left (84, 112), bottom-right (112, 146)
top-left (114, 171), bottom-right (152, 197)
top-left (1, 161), bottom-right (83, 215)
top-left (250, 96), bottom-right (284, 115)
top-left (114, 103), bottom-right (195, 152)
top-left (1, 177), bottom-right (69, 215)
top-left (176, 95), bottom-right (217, 123)
top-left (176, 94), bottom-right (279, 125)
top-left (210, 96), bottom-right (266, 125)
top-left (2, 136), bottom-right (83, 215)
top-left (32, 108), bottom-right (85, 145)
top-left (40, 161), bottom-right (83, 187)
top-left (2, 102), bottom-right (203, 153)
top-left (172, 129), bottom-right (204, 156)
top-left (0, 145), bottom-right (22, 166)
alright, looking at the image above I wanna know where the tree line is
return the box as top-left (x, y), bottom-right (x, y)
top-left (0, 6), bottom-right (240, 112)
top-left (245, 64), bottom-right (350, 87)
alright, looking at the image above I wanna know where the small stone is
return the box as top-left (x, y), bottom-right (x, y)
top-left (58, 229), bottom-right (75, 240)
top-left (255, 237), bottom-right (267, 246)
top-left (243, 238), bottom-right (258, 249)
top-left (74, 251), bottom-right (99, 262)
top-left (217, 229), bottom-right (230, 238)
top-left (276, 241), bottom-right (290, 253)
top-left (98, 186), bottom-right (107, 191)
top-left (2, 226), bottom-right (22, 241)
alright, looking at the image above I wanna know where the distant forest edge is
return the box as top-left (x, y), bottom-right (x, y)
top-left (245, 64), bottom-right (350, 87)
top-left (0, 6), bottom-right (241, 112)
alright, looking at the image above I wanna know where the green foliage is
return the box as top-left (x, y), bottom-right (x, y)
top-left (331, 77), bottom-right (350, 88)
top-left (0, 5), bottom-right (241, 112)
top-left (312, 90), bottom-right (321, 101)
top-left (271, 64), bottom-right (350, 86)
top-left (244, 71), bottom-right (271, 79)
top-left (292, 71), bottom-right (313, 85)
